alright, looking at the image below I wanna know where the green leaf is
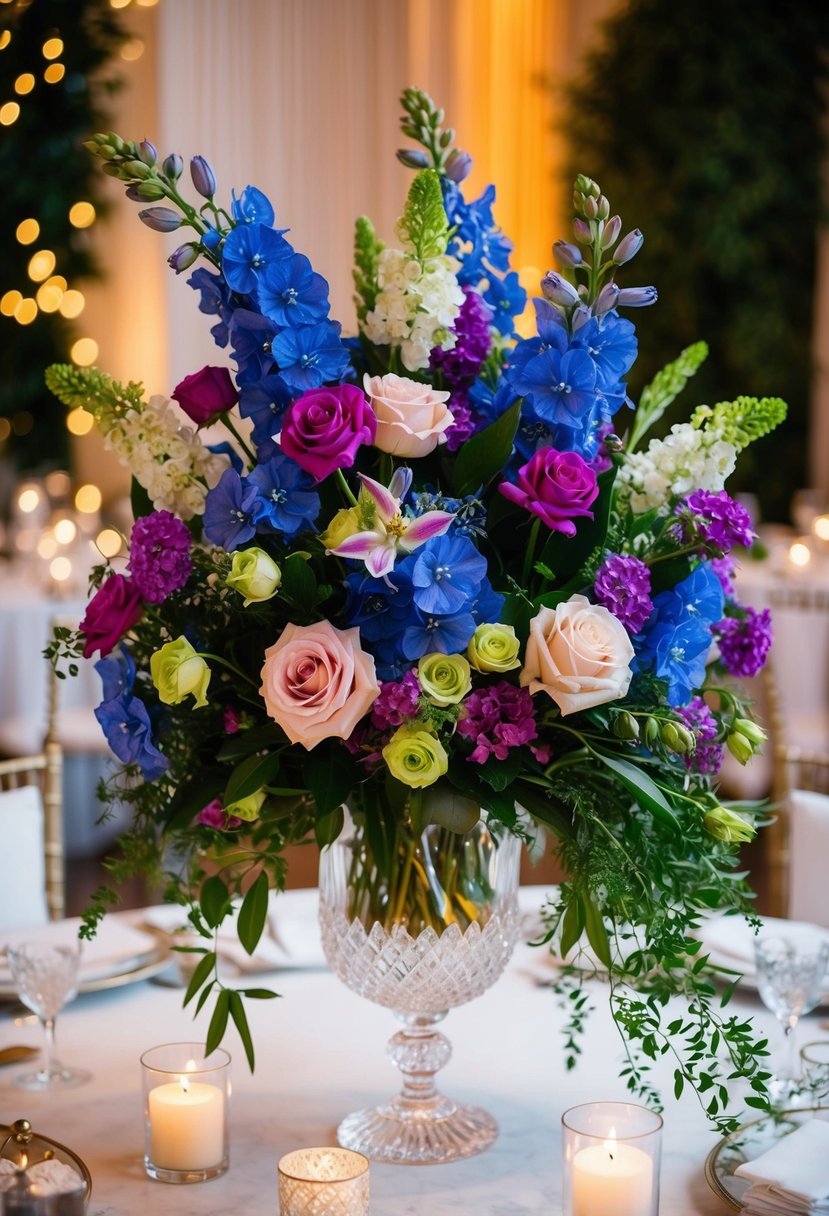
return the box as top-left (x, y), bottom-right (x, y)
top-left (477, 751), bottom-right (521, 792)
top-left (200, 876), bottom-right (230, 929)
top-left (560, 896), bottom-right (585, 958)
top-left (314, 804), bottom-right (344, 849)
top-left (130, 476), bottom-right (154, 521)
top-left (205, 988), bottom-right (230, 1056)
top-left (224, 751), bottom-right (282, 806)
top-left (453, 398), bottom-right (522, 497)
top-left (238, 988), bottom-right (280, 1000)
top-left (280, 553), bottom-right (317, 614)
top-left (581, 892), bottom-right (612, 969)
top-left (237, 872), bottom-right (269, 956)
top-left (182, 951), bottom-right (216, 1008)
top-left (217, 724), bottom-right (284, 763)
top-left (537, 464), bottom-right (617, 587)
top-left (228, 990), bottom-right (255, 1071)
top-left (303, 746), bottom-right (356, 817)
top-left (593, 751), bottom-right (681, 832)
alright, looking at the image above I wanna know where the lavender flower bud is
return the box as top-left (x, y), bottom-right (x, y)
top-left (541, 271), bottom-right (580, 307)
top-left (618, 286), bottom-right (658, 307)
top-left (553, 240), bottom-right (583, 268)
top-left (614, 229), bottom-right (644, 265)
top-left (574, 173), bottom-right (596, 196)
top-left (124, 184), bottom-right (144, 201)
top-left (572, 218), bottom-right (593, 245)
top-left (571, 304), bottom-right (592, 332)
top-left (593, 282), bottom-right (620, 317)
top-left (445, 148), bottom-right (473, 182)
top-left (139, 206), bottom-right (183, 233)
top-left (597, 194), bottom-right (610, 220)
top-left (396, 149), bottom-right (430, 169)
top-left (190, 155), bottom-right (217, 199)
top-left (138, 139), bottom-right (157, 167)
top-left (583, 196), bottom-right (599, 220)
top-left (162, 153), bottom-right (183, 182)
top-left (600, 215), bottom-right (622, 249)
top-left (167, 243), bottom-right (199, 273)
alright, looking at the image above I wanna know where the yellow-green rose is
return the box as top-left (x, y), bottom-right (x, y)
top-left (382, 724), bottom-right (448, 788)
top-left (320, 506), bottom-right (361, 551)
top-left (467, 623), bottom-right (521, 673)
top-left (150, 636), bottom-right (211, 708)
top-left (226, 547), bottom-right (281, 606)
top-left (225, 788), bottom-right (266, 822)
top-left (703, 805), bottom-right (755, 844)
top-left (417, 652), bottom-right (471, 706)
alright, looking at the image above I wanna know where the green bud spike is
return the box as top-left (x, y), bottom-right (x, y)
top-left (613, 712), bottom-right (640, 741)
top-left (726, 732), bottom-right (753, 766)
top-left (734, 718), bottom-right (766, 747)
top-left (644, 718), bottom-right (660, 747)
top-left (704, 805), bottom-right (755, 844)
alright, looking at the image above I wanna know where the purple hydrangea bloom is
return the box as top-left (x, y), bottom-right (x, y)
top-left (370, 671), bottom-right (421, 731)
top-left (129, 510), bottom-right (193, 604)
top-left (594, 554), bottom-right (653, 633)
top-left (679, 490), bottom-right (755, 554)
top-left (715, 608), bottom-right (773, 678)
top-left (676, 697), bottom-right (724, 775)
top-left (457, 682), bottom-right (538, 764)
top-left (444, 391), bottom-right (477, 452)
top-left (711, 555), bottom-right (737, 596)
top-left (430, 287), bottom-right (493, 390)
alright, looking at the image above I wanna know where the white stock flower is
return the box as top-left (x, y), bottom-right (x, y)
top-left (618, 422), bottom-right (738, 514)
top-left (363, 247), bottom-right (464, 372)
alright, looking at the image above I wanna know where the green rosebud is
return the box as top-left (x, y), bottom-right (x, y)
top-left (150, 636), bottom-right (210, 708)
top-left (704, 805), bottom-right (755, 844)
top-left (226, 547), bottom-right (281, 607)
top-left (726, 731), bottom-right (753, 765)
top-left (467, 623), bottom-right (521, 673)
top-left (418, 652), bottom-right (471, 707)
top-left (613, 711), bottom-right (640, 741)
top-left (644, 717), bottom-right (660, 747)
top-left (225, 788), bottom-right (266, 822)
top-left (382, 725), bottom-right (449, 789)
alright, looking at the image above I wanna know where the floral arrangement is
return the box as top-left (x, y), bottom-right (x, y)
top-left (47, 88), bottom-right (785, 1131)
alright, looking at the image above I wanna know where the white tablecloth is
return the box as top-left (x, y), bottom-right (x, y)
top-left (0, 889), bottom-right (813, 1214)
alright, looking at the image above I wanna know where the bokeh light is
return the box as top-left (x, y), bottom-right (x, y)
top-left (0, 289), bottom-right (22, 316)
top-left (42, 37), bottom-right (63, 59)
top-left (54, 518), bottom-right (77, 545)
top-left (69, 201), bottom-right (96, 228)
top-left (75, 484), bottom-right (102, 514)
top-left (50, 556), bottom-right (72, 582)
top-left (13, 298), bottom-right (37, 325)
top-left (96, 528), bottom-right (123, 558)
top-left (14, 72), bottom-right (34, 94)
top-left (43, 63), bottom-right (65, 84)
top-left (70, 337), bottom-right (98, 366)
top-left (59, 289), bottom-right (85, 319)
top-left (66, 407), bottom-right (94, 436)
top-left (0, 101), bottom-right (20, 125)
top-left (27, 249), bottom-right (56, 282)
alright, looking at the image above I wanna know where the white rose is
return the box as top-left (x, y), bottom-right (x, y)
top-left (363, 372), bottom-right (454, 457)
top-left (520, 595), bottom-right (635, 716)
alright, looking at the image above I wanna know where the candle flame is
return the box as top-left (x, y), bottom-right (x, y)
top-left (604, 1127), bottom-right (617, 1161)
top-left (180, 1075), bottom-right (190, 1094)
top-left (18, 1153), bottom-right (28, 1171)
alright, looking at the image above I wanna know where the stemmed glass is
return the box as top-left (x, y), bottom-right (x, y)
top-left (6, 941), bottom-right (92, 1090)
top-left (754, 936), bottom-right (829, 1102)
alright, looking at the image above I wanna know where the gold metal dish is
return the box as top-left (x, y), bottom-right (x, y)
top-left (704, 1105), bottom-right (829, 1210)
top-left (0, 1118), bottom-right (92, 1200)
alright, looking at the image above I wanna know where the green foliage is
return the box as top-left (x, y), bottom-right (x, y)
top-left (45, 363), bottom-right (145, 429)
top-left (695, 396), bottom-right (789, 451)
top-left (627, 342), bottom-right (709, 452)
top-left (399, 169), bottom-right (450, 262)
top-left (565, 0), bottom-right (829, 519)
top-left (352, 215), bottom-right (384, 321)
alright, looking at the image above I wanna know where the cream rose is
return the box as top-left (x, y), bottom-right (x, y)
top-left (260, 620), bottom-right (379, 750)
top-left (520, 595), bottom-right (634, 716)
top-left (363, 372), bottom-right (454, 457)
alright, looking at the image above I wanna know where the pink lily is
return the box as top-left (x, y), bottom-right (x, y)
top-left (326, 467), bottom-right (454, 578)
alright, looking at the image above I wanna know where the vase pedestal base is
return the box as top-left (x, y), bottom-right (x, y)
top-left (336, 1098), bottom-right (498, 1165)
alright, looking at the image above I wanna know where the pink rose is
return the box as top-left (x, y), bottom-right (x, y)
top-left (279, 384), bottom-right (377, 481)
top-left (80, 573), bottom-right (144, 659)
top-left (171, 365), bottom-right (238, 426)
top-left (520, 595), bottom-right (634, 716)
top-left (363, 372), bottom-right (454, 457)
top-left (260, 620), bottom-right (380, 750)
top-left (499, 448), bottom-right (599, 536)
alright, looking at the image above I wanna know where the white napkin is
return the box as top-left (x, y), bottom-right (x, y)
top-left (698, 914), bottom-right (829, 975)
top-left (141, 888), bottom-right (327, 975)
top-left (736, 1119), bottom-right (829, 1213)
top-left (789, 789), bottom-right (829, 929)
top-left (0, 916), bottom-right (159, 984)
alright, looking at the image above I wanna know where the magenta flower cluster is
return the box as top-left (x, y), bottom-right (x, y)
top-left (710, 555), bottom-right (737, 597)
top-left (196, 799), bottom-right (243, 830)
top-left (679, 490), bottom-right (755, 554)
top-left (676, 697), bottom-right (723, 775)
top-left (594, 553), bottom-right (653, 633)
top-left (715, 607), bottom-right (773, 679)
top-left (280, 384), bottom-right (377, 482)
top-left (129, 510), bottom-right (193, 604)
top-left (370, 671), bottom-right (421, 731)
top-left (457, 682), bottom-right (538, 764)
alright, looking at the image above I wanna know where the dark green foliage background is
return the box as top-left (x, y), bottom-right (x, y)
top-left (0, 0), bottom-right (123, 472)
top-left (564, 0), bottom-right (829, 522)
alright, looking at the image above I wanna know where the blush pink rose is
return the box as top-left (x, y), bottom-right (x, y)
top-left (520, 594), bottom-right (634, 716)
top-left (260, 620), bottom-right (380, 750)
top-left (363, 372), bottom-right (454, 457)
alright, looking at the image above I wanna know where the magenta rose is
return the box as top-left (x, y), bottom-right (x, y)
top-left (279, 384), bottom-right (377, 481)
top-left (499, 448), bottom-right (599, 536)
top-left (171, 365), bottom-right (238, 426)
top-left (80, 573), bottom-right (144, 659)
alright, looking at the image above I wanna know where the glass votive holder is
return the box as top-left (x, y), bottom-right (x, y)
top-left (800, 1041), bottom-right (829, 1102)
top-left (140, 1042), bottom-right (230, 1184)
top-left (277, 1147), bottom-right (369, 1216)
top-left (562, 1101), bottom-right (662, 1216)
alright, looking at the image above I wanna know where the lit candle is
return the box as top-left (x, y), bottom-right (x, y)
top-left (147, 1072), bottom-right (225, 1171)
top-left (572, 1131), bottom-right (653, 1216)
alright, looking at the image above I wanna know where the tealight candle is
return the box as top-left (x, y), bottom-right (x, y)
top-left (562, 1102), bottom-right (661, 1216)
top-left (278, 1147), bottom-right (370, 1216)
top-left (141, 1043), bottom-right (230, 1184)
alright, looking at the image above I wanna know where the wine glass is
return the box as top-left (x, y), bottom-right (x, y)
top-left (6, 941), bottom-right (92, 1090)
top-left (799, 1040), bottom-right (829, 1103)
top-left (754, 936), bottom-right (829, 1102)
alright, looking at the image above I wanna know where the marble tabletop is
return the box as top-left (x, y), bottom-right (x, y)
top-left (0, 888), bottom-right (816, 1215)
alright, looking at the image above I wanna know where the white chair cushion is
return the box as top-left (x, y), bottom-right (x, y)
top-left (788, 788), bottom-right (829, 928)
top-left (0, 783), bottom-right (49, 931)
top-left (0, 708), bottom-right (110, 757)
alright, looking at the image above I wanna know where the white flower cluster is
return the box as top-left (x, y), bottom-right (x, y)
top-left (104, 395), bottom-right (228, 519)
top-left (618, 422), bottom-right (738, 515)
top-left (362, 248), bottom-right (465, 372)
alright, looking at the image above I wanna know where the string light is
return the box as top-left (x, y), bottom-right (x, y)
top-left (66, 407), bottom-right (94, 435)
top-left (59, 289), bottom-right (84, 319)
top-left (27, 249), bottom-right (56, 282)
top-left (54, 518), bottom-right (77, 544)
top-left (70, 337), bottom-right (98, 366)
top-left (49, 556), bottom-right (72, 583)
top-left (109, 0), bottom-right (131, 8)
top-left (69, 201), bottom-right (95, 228)
top-left (0, 31), bottom-right (11, 50)
top-left (0, 101), bottom-right (20, 125)
top-left (37, 535), bottom-right (58, 560)
top-left (75, 484), bottom-right (102, 514)
top-left (13, 298), bottom-right (37, 325)
top-left (45, 274), bottom-right (67, 291)
top-left (120, 38), bottom-right (144, 61)
top-left (0, 289), bottom-right (22, 316)
top-left (14, 72), bottom-right (34, 94)
top-left (45, 471), bottom-right (71, 498)
top-left (44, 63), bottom-right (64, 83)
top-left (18, 488), bottom-right (40, 514)
top-left (96, 528), bottom-right (123, 558)
top-left (16, 218), bottom-right (39, 244)
top-left (137, 0), bottom-right (161, 6)
top-left (42, 37), bottom-right (63, 59)
top-left (36, 282), bottom-right (63, 311)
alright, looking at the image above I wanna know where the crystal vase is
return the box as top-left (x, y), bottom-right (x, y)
top-left (318, 799), bottom-right (522, 1165)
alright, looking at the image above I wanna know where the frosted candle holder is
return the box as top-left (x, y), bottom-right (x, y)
top-left (140, 1042), bottom-right (230, 1184)
top-left (278, 1147), bottom-right (369, 1216)
top-left (562, 1102), bottom-right (662, 1216)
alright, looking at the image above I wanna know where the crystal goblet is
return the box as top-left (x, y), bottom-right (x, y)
top-left (754, 935), bottom-right (829, 1102)
top-left (6, 941), bottom-right (92, 1090)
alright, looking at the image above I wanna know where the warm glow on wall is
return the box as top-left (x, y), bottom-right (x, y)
top-left (13, 298), bottom-right (37, 325)
top-left (66, 407), bottom-right (95, 436)
top-left (75, 484), bottom-right (102, 514)
top-left (42, 37), bottom-right (63, 59)
top-left (69, 201), bottom-right (96, 228)
top-left (27, 249), bottom-right (56, 282)
top-left (59, 289), bottom-right (85, 318)
top-left (0, 101), bottom-right (20, 125)
top-left (43, 63), bottom-right (65, 84)
top-left (16, 218), bottom-right (39, 244)
top-left (0, 289), bottom-right (22, 316)
top-left (70, 337), bottom-right (99, 366)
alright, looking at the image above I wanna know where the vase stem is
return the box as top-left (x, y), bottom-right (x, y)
top-left (388, 1014), bottom-right (454, 1115)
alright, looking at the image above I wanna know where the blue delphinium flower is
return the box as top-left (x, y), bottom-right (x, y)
top-left (94, 694), bottom-right (169, 782)
top-left (634, 564), bottom-right (724, 705)
top-left (483, 270), bottom-right (527, 337)
top-left (231, 185), bottom-right (276, 228)
top-left (203, 467), bottom-right (260, 550)
top-left (401, 608), bottom-right (477, 661)
top-left (258, 254), bottom-right (331, 327)
top-left (247, 453), bottom-right (320, 537)
top-left (187, 267), bottom-right (234, 348)
top-left (271, 321), bottom-right (350, 393)
top-left (410, 533), bottom-right (488, 615)
top-left (344, 566), bottom-right (416, 679)
top-left (95, 647), bottom-right (136, 701)
top-left (509, 344), bottom-right (597, 432)
top-left (222, 223), bottom-right (292, 295)
top-left (238, 376), bottom-right (293, 458)
top-left (228, 309), bottom-right (278, 385)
